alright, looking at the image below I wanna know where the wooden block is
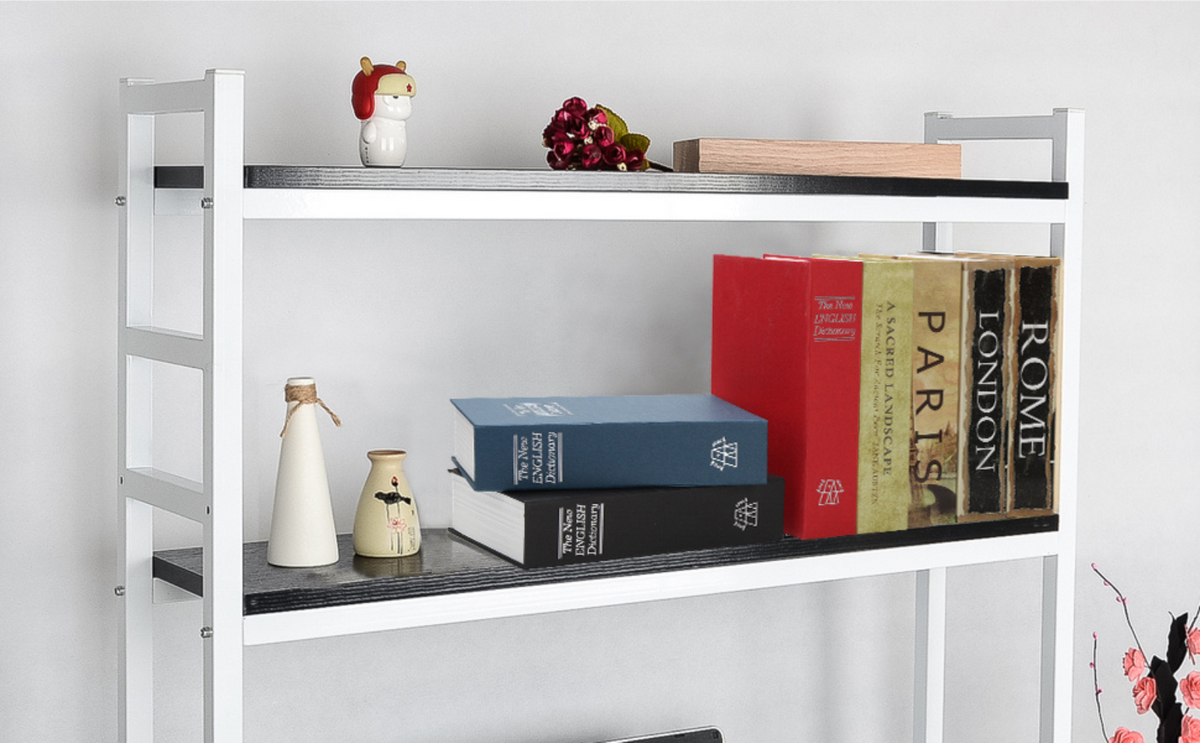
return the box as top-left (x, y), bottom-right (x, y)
top-left (673, 138), bottom-right (962, 179)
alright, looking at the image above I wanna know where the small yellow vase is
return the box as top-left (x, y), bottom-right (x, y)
top-left (353, 450), bottom-right (421, 558)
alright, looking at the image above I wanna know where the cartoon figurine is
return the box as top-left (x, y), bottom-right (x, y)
top-left (352, 57), bottom-right (416, 167)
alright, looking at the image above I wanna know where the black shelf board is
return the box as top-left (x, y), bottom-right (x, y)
top-left (153, 165), bottom-right (1068, 200)
top-left (153, 516), bottom-right (1057, 616)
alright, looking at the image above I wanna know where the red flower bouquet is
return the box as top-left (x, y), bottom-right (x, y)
top-left (541, 97), bottom-right (663, 172)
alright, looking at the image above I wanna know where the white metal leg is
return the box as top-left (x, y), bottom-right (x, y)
top-left (117, 79), bottom-right (157, 743)
top-left (914, 568), bottom-right (948, 743)
top-left (1040, 555), bottom-right (1061, 742)
top-left (921, 108), bottom-right (1084, 742)
top-left (120, 70), bottom-right (248, 743)
top-left (201, 69), bottom-right (246, 743)
top-left (1047, 109), bottom-right (1084, 743)
top-left (118, 497), bottom-right (155, 742)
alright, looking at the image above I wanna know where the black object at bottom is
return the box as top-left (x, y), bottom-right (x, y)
top-left (589, 727), bottom-right (723, 743)
top-left (152, 516), bottom-right (1057, 616)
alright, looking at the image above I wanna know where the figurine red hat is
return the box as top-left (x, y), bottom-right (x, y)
top-left (352, 57), bottom-right (415, 120)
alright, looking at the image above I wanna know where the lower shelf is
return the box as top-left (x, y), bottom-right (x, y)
top-left (154, 516), bottom-right (1057, 644)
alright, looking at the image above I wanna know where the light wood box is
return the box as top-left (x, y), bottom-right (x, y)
top-left (673, 138), bottom-right (962, 179)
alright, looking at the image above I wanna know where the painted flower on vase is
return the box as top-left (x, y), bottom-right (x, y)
top-left (1189, 628), bottom-right (1200, 663)
top-left (374, 475), bottom-right (414, 554)
top-left (1182, 716), bottom-right (1200, 743)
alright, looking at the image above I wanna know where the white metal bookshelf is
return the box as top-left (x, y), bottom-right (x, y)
top-left (117, 69), bottom-right (1083, 743)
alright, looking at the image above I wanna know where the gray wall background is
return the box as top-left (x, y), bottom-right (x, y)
top-left (2, 2), bottom-right (1197, 741)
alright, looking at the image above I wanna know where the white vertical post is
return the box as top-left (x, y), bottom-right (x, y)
top-left (1044, 108), bottom-right (1083, 743)
top-left (201, 69), bottom-right (246, 743)
top-left (117, 78), bottom-right (156, 743)
top-left (914, 567), bottom-right (948, 743)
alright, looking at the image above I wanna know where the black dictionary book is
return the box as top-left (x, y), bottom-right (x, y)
top-left (450, 470), bottom-right (784, 568)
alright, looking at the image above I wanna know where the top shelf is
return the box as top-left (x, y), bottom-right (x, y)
top-left (153, 166), bottom-right (1070, 223)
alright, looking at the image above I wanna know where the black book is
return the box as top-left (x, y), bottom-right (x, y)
top-left (450, 470), bottom-right (785, 568)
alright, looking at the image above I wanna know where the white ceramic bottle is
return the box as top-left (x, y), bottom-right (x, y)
top-left (267, 377), bottom-right (341, 567)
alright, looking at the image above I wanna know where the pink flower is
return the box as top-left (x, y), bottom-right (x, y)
top-left (1183, 716), bottom-right (1200, 743)
top-left (1189, 628), bottom-right (1200, 662)
top-left (388, 516), bottom-right (407, 532)
top-left (1109, 727), bottom-right (1144, 743)
top-left (1182, 672), bottom-right (1200, 708)
top-left (1109, 728), bottom-right (1144, 743)
top-left (1133, 676), bottom-right (1157, 714)
top-left (1124, 648), bottom-right (1147, 681)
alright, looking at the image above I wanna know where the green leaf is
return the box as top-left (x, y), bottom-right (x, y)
top-left (620, 133), bottom-right (651, 155)
top-left (596, 105), bottom-right (628, 141)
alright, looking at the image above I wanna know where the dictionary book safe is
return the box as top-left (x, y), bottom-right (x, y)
top-left (451, 395), bottom-right (768, 492)
top-left (450, 470), bottom-right (785, 568)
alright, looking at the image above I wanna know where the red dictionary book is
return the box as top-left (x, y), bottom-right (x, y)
top-left (711, 254), bottom-right (863, 538)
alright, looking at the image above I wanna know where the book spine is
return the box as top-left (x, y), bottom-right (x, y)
top-left (959, 262), bottom-right (1013, 516)
top-left (907, 259), bottom-right (962, 527)
top-left (520, 477), bottom-right (786, 567)
top-left (1010, 258), bottom-right (1061, 512)
top-left (802, 258), bottom-right (864, 538)
top-left (471, 418), bottom-right (768, 491)
top-left (856, 260), bottom-right (913, 534)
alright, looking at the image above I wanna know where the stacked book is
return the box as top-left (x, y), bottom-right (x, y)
top-left (448, 395), bottom-right (784, 568)
top-left (711, 252), bottom-right (1061, 541)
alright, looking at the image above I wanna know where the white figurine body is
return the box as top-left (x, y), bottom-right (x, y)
top-left (352, 57), bottom-right (416, 168)
top-left (359, 94), bottom-right (411, 166)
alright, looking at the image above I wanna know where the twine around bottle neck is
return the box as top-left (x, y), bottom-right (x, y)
top-left (280, 383), bottom-right (342, 437)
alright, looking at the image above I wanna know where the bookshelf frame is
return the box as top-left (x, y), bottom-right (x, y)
top-left (117, 70), bottom-right (1083, 743)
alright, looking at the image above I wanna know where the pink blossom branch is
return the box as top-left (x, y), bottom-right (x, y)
top-left (1093, 632), bottom-right (1109, 743)
top-left (1092, 562), bottom-right (1145, 659)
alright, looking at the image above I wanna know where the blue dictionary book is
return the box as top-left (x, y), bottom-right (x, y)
top-left (450, 394), bottom-right (768, 491)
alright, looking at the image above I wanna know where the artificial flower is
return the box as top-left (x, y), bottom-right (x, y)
top-left (1109, 728), bottom-right (1145, 743)
top-left (1109, 728), bottom-right (1144, 743)
top-left (1182, 672), bottom-right (1200, 709)
top-left (1134, 676), bottom-right (1157, 715)
top-left (1183, 716), bottom-right (1200, 743)
top-left (1125, 648), bottom-right (1148, 681)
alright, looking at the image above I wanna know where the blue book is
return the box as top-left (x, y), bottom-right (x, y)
top-left (451, 394), bottom-right (768, 491)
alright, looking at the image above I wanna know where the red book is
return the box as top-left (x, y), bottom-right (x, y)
top-left (711, 254), bottom-right (863, 539)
